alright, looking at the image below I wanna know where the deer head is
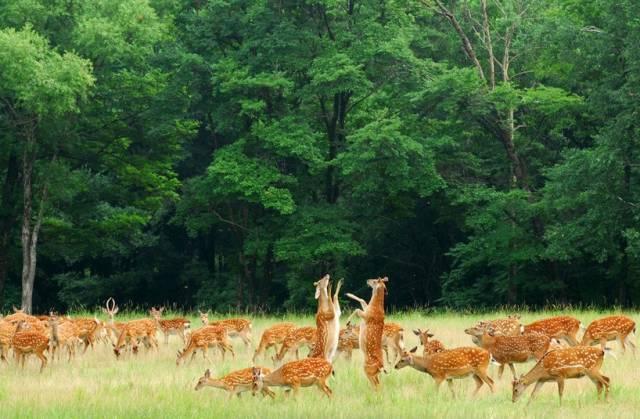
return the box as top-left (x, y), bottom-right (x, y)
top-left (313, 274), bottom-right (330, 300)
top-left (366, 276), bottom-right (388, 295)
top-left (199, 310), bottom-right (209, 325)
top-left (195, 369), bottom-right (212, 390)
top-left (251, 366), bottom-right (266, 394)
top-left (394, 347), bottom-right (418, 369)
top-left (511, 376), bottom-right (526, 402)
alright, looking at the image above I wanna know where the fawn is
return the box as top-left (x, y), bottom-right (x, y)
top-left (71, 317), bottom-right (102, 353)
top-left (414, 328), bottom-right (446, 356)
top-left (149, 307), bottom-right (191, 344)
top-left (253, 322), bottom-right (296, 362)
top-left (12, 320), bottom-right (50, 372)
top-left (522, 316), bottom-right (581, 346)
top-left (195, 367), bottom-right (275, 398)
top-left (308, 275), bottom-right (343, 361)
top-left (476, 326), bottom-right (552, 379)
top-left (199, 312), bottom-right (253, 348)
top-left (113, 319), bottom-right (158, 358)
top-left (252, 357), bottom-right (333, 398)
top-left (337, 322), bottom-right (360, 360)
top-left (176, 325), bottom-right (234, 365)
top-left (581, 315), bottom-right (636, 355)
top-left (273, 326), bottom-right (317, 365)
top-left (48, 314), bottom-right (80, 362)
top-left (0, 318), bottom-right (18, 363)
top-left (512, 346), bottom-right (610, 404)
top-left (395, 346), bottom-right (495, 397)
top-left (346, 277), bottom-right (388, 389)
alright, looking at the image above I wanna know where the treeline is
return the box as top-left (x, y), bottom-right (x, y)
top-left (0, 0), bottom-right (639, 313)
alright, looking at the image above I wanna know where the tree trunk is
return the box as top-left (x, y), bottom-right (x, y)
top-left (0, 150), bottom-right (20, 307)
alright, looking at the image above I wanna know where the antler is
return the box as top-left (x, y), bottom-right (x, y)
top-left (105, 297), bottom-right (119, 316)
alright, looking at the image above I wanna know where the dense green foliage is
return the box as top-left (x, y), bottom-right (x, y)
top-left (0, 0), bottom-right (639, 312)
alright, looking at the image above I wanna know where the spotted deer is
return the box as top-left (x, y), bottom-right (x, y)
top-left (346, 276), bottom-right (388, 389)
top-left (12, 320), bottom-right (49, 372)
top-left (48, 314), bottom-right (80, 362)
top-left (176, 325), bottom-right (234, 365)
top-left (465, 316), bottom-right (522, 345)
top-left (414, 328), bottom-right (446, 356)
top-left (199, 312), bottom-right (253, 348)
top-left (307, 275), bottom-right (342, 362)
top-left (112, 319), bottom-right (158, 358)
top-left (273, 326), bottom-right (317, 365)
top-left (580, 315), bottom-right (636, 355)
top-left (395, 346), bottom-right (495, 397)
top-left (253, 322), bottom-right (296, 362)
top-left (252, 357), bottom-right (333, 398)
top-left (102, 298), bottom-right (125, 343)
top-left (382, 322), bottom-right (405, 364)
top-left (195, 367), bottom-right (275, 398)
top-left (149, 307), bottom-right (190, 344)
top-left (512, 346), bottom-right (610, 404)
top-left (522, 316), bottom-right (581, 346)
top-left (473, 326), bottom-right (553, 379)
top-left (72, 317), bottom-right (102, 353)
top-left (337, 323), bottom-right (360, 360)
top-left (0, 318), bottom-right (18, 363)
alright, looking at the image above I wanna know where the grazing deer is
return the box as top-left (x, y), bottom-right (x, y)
top-left (102, 298), bottom-right (125, 343)
top-left (475, 327), bottom-right (553, 379)
top-left (522, 316), bottom-right (581, 346)
top-left (307, 275), bottom-right (343, 362)
top-left (195, 367), bottom-right (275, 398)
top-left (346, 276), bottom-right (388, 389)
top-left (71, 317), bottom-right (102, 353)
top-left (273, 326), bottom-right (317, 365)
top-left (176, 325), bottom-right (234, 365)
top-left (512, 346), bottom-right (610, 404)
top-left (199, 311), bottom-right (253, 348)
top-left (149, 307), bottom-right (190, 344)
top-left (580, 315), bottom-right (636, 355)
top-left (337, 323), bottom-right (360, 360)
top-left (0, 319), bottom-right (18, 363)
top-left (465, 316), bottom-right (522, 345)
top-left (11, 320), bottom-right (49, 372)
top-left (414, 328), bottom-right (446, 356)
top-left (253, 322), bottom-right (296, 362)
top-left (48, 314), bottom-right (80, 362)
top-left (252, 357), bottom-right (333, 398)
top-left (113, 319), bottom-right (158, 358)
top-left (395, 347), bottom-right (495, 397)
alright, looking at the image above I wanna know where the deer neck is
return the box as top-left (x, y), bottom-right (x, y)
top-left (264, 368), bottom-right (285, 387)
top-left (49, 321), bottom-right (60, 344)
top-left (368, 288), bottom-right (385, 312)
top-left (520, 361), bottom-right (547, 386)
top-left (408, 354), bottom-right (431, 374)
top-left (480, 333), bottom-right (496, 348)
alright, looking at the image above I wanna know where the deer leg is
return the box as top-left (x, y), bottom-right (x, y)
top-left (164, 332), bottom-right (169, 345)
top-left (224, 342), bottom-right (235, 359)
top-left (317, 378), bottom-right (333, 398)
top-left (508, 363), bottom-right (517, 380)
top-left (476, 370), bottom-right (494, 393)
top-left (527, 381), bottom-right (545, 405)
top-left (262, 388), bottom-right (276, 399)
top-left (346, 308), bottom-right (366, 324)
top-left (625, 334), bottom-right (636, 358)
top-left (472, 375), bottom-right (484, 396)
top-left (497, 364), bottom-right (505, 379)
top-left (556, 377), bottom-right (565, 405)
top-left (345, 293), bottom-right (367, 310)
top-left (37, 351), bottom-right (47, 373)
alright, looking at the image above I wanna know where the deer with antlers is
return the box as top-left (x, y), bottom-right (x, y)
top-left (11, 320), bottom-right (50, 372)
top-left (199, 311), bottom-right (252, 348)
top-left (252, 357), bottom-right (334, 398)
top-left (176, 325), bottom-right (234, 365)
top-left (112, 319), bottom-right (158, 358)
top-left (149, 307), bottom-right (190, 345)
top-left (414, 328), bottom-right (446, 356)
top-left (307, 275), bottom-right (343, 362)
top-left (512, 346), bottom-right (610, 404)
top-left (395, 346), bottom-right (495, 397)
top-left (195, 367), bottom-right (275, 399)
top-left (346, 276), bottom-right (388, 389)
top-left (521, 315), bottom-right (582, 346)
top-left (273, 326), bottom-right (317, 365)
top-left (102, 298), bottom-right (125, 343)
top-left (580, 315), bottom-right (636, 355)
top-left (253, 322), bottom-right (296, 362)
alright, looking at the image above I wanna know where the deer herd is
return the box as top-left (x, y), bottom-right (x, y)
top-left (0, 275), bottom-right (636, 405)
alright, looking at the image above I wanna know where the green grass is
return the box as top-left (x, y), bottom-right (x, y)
top-left (1, 310), bottom-right (639, 418)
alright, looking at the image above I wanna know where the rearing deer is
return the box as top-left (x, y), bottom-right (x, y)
top-left (346, 276), bottom-right (388, 389)
top-left (307, 275), bottom-right (342, 362)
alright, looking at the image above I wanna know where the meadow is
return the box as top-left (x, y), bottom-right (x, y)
top-left (1, 310), bottom-right (638, 419)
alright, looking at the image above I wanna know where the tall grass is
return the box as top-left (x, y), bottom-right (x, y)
top-left (0, 310), bottom-right (638, 418)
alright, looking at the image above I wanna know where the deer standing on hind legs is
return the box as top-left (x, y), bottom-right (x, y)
top-left (346, 276), bottom-right (388, 389)
top-left (308, 274), bottom-right (342, 362)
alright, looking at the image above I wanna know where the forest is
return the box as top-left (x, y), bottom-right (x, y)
top-left (0, 0), bottom-right (639, 313)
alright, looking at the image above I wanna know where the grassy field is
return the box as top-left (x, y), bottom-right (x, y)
top-left (1, 310), bottom-right (638, 418)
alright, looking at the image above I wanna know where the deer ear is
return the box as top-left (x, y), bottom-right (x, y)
top-left (381, 277), bottom-right (389, 282)
top-left (204, 369), bottom-right (210, 378)
top-left (160, 307), bottom-right (165, 312)
top-left (413, 329), bottom-right (420, 336)
top-left (427, 333), bottom-right (434, 338)
top-left (410, 347), bottom-right (418, 353)
top-left (314, 287), bottom-right (320, 299)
